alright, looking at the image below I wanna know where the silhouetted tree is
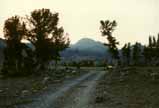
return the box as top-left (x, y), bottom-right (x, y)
top-left (132, 42), bottom-right (141, 65)
top-left (156, 34), bottom-right (159, 64)
top-left (149, 36), bottom-right (153, 48)
top-left (157, 34), bottom-right (159, 47)
top-left (121, 43), bottom-right (131, 65)
top-left (51, 27), bottom-right (70, 68)
top-left (26, 8), bottom-right (58, 71)
top-left (1, 16), bottom-right (31, 76)
top-left (100, 20), bottom-right (119, 65)
top-left (143, 35), bottom-right (159, 65)
top-left (27, 8), bottom-right (69, 71)
top-left (143, 45), bottom-right (151, 65)
top-left (152, 36), bottom-right (157, 47)
top-left (150, 35), bottom-right (159, 65)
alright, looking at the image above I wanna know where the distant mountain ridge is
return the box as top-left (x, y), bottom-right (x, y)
top-left (61, 38), bottom-right (109, 61)
top-left (71, 38), bottom-right (106, 51)
top-left (0, 38), bottom-right (109, 64)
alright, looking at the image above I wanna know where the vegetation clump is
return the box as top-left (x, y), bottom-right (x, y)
top-left (1, 9), bottom-right (70, 77)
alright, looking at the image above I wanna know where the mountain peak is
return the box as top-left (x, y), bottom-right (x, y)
top-left (61, 38), bottom-right (109, 60)
top-left (77, 38), bottom-right (95, 42)
top-left (70, 38), bottom-right (107, 52)
top-left (75, 38), bottom-right (96, 45)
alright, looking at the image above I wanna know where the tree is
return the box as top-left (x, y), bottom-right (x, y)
top-left (121, 44), bottom-right (127, 62)
top-left (156, 34), bottom-right (159, 64)
top-left (151, 35), bottom-right (159, 65)
top-left (27, 8), bottom-right (69, 71)
top-left (132, 42), bottom-right (141, 65)
top-left (143, 45), bottom-right (151, 65)
top-left (1, 16), bottom-right (30, 76)
top-left (51, 27), bottom-right (70, 68)
top-left (152, 36), bottom-right (157, 47)
top-left (143, 35), bottom-right (159, 65)
top-left (149, 36), bottom-right (153, 48)
top-left (121, 43), bottom-right (131, 65)
top-left (100, 20), bottom-right (119, 65)
top-left (26, 8), bottom-right (58, 70)
top-left (157, 34), bottom-right (159, 47)
top-left (149, 36), bottom-right (155, 60)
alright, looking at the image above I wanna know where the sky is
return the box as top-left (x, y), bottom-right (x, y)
top-left (0, 0), bottom-right (159, 47)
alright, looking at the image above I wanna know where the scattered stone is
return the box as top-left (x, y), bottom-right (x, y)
top-left (72, 70), bottom-right (76, 73)
top-left (0, 90), bottom-right (4, 93)
top-left (0, 75), bottom-right (3, 78)
top-left (22, 90), bottom-right (29, 95)
top-left (66, 69), bottom-right (71, 73)
top-left (150, 72), bottom-right (158, 77)
top-left (95, 96), bottom-right (105, 103)
top-left (33, 89), bottom-right (38, 93)
top-left (115, 101), bottom-right (123, 105)
top-left (43, 86), bottom-right (47, 90)
top-left (42, 77), bottom-right (50, 84)
top-left (150, 72), bottom-right (159, 81)
top-left (119, 77), bottom-right (125, 82)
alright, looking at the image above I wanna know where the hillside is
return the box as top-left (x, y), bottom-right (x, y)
top-left (61, 38), bottom-right (109, 61)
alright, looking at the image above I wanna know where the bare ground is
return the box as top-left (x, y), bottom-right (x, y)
top-left (93, 67), bottom-right (159, 108)
top-left (0, 67), bottom-right (89, 108)
top-left (17, 69), bottom-right (106, 108)
top-left (3, 67), bottom-right (158, 108)
top-left (55, 71), bottom-right (105, 108)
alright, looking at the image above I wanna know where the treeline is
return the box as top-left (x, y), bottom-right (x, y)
top-left (1, 8), bottom-right (70, 77)
top-left (99, 20), bottom-right (159, 66)
top-left (0, 10), bottom-right (158, 77)
top-left (121, 35), bottom-right (159, 66)
top-left (143, 35), bottom-right (159, 65)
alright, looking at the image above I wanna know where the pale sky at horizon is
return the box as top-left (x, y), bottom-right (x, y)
top-left (0, 0), bottom-right (159, 47)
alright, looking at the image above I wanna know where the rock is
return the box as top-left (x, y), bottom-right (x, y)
top-left (43, 86), bottom-right (47, 90)
top-left (0, 75), bottom-right (3, 78)
top-left (33, 89), bottom-right (38, 93)
top-left (42, 77), bottom-right (50, 84)
top-left (95, 96), bottom-right (105, 103)
top-left (150, 72), bottom-right (159, 81)
top-left (66, 69), bottom-right (70, 73)
top-left (103, 91), bottom-right (108, 95)
top-left (119, 77), bottom-right (125, 82)
top-left (0, 90), bottom-right (3, 93)
top-left (150, 72), bottom-right (158, 77)
top-left (22, 49), bottom-right (27, 57)
top-left (72, 70), bottom-right (76, 73)
top-left (22, 90), bottom-right (29, 95)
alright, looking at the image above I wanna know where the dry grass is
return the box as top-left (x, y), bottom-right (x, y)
top-left (0, 67), bottom-right (87, 107)
top-left (94, 67), bottom-right (159, 108)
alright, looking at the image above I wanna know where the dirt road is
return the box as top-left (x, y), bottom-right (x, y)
top-left (18, 70), bottom-right (105, 108)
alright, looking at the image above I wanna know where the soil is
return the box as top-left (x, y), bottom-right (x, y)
top-left (2, 66), bottom-right (158, 108)
top-left (93, 67), bottom-right (159, 108)
top-left (0, 67), bottom-right (88, 108)
top-left (16, 68), bottom-right (105, 108)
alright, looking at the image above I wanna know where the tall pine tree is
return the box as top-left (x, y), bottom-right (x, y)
top-left (100, 20), bottom-right (119, 65)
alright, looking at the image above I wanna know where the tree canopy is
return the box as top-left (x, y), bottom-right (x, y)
top-left (1, 8), bottom-right (70, 77)
top-left (100, 20), bottom-right (119, 61)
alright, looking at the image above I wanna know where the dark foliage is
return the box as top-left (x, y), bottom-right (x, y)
top-left (1, 9), bottom-right (70, 77)
top-left (100, 20), bottom-right (119, 64)
top-left (143, 34), bottom-right (159, 65)
top-left (121, 43), bottom-right (131, 65)
top-left (51, 27), bottom-right (70, 67)
top-left (1, 16), bottom-right (35, 76)
top-left (132, 42), bottom-right (142, 65)
top-left (27, 8), bottom-right (69, 71)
